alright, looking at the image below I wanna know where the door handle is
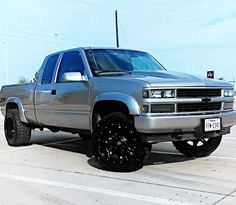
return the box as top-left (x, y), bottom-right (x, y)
top-left (51, 89), bottom-right (57, 95)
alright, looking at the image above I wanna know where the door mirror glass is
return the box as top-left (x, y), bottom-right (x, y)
top-left (61, 72), bottom-right (87, 82)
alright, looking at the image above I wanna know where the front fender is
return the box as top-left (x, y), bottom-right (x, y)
top-left (94, 92), bottom-right (141, 115)
top-left (6, 97), bottom-right (28, 123)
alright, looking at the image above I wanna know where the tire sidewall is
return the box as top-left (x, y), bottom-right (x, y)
top-left (4, 109), bottom-right (31, 146)
top-left (92, 112), bottom-right (144, 171)
top-left (4, 110), bottom-right (18, 145)
top-left (172, 136), bottom-right (222, 157)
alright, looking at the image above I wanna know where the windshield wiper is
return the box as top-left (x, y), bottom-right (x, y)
top-left (95, 69), bottom-right (130, 76)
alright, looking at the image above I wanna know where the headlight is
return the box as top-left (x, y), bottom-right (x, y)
top-left (224, 89), bottom-right (234, 97)
top-left (150, 89), bottom-right (175, 98)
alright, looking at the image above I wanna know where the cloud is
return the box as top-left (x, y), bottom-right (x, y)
top-left (205, 12), bottom-right (236, 25)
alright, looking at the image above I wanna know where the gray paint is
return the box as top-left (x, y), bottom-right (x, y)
top-left (0, 47), bottom-right (235, 141)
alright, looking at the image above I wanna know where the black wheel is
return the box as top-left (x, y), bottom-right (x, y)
top-left (172, 136), bottom-right (222, 157)
top-left (92, 112), bottom-right (145, 172)
top-left (4, 109), bottom-right (31, 146)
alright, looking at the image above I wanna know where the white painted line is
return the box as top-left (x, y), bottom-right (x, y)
top-left (209, 156), bottom-right (236, 160)
top-left (0, 138), bottom-right (79, 153)
top-left (0, 145), bottom-right (39, 153)
top-left (152, 151), bottom-right (236, 160)
top-left (0, 173), bottom-right (194, 205)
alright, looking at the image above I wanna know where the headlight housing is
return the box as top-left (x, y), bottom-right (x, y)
top-left (151, 89), bottom-right (175, 98)
top-left (224, 89), bottom-right (234, 97)
top-left (143, 89), bottom-right (175, 98)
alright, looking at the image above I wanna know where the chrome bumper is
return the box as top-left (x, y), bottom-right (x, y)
top-left (135, 110), bottom-right (236, 134)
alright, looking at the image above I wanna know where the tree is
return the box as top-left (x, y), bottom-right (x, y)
top-left (18, 77), bottom-right (30, 84)
top-left (33, 69), bottom-right (40, 82)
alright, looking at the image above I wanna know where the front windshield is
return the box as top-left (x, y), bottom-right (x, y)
top-left (85, 49), bottom-right (165, 76)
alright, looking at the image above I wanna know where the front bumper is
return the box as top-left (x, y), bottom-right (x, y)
top-left (135, 110), bottom-right (236, 134)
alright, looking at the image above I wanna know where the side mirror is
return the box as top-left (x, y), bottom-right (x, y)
top-left (61, 72), bottom-right (87, 82)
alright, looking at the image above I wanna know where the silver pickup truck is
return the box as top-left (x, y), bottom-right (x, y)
top-left (1, 47), bottom-right (236, 171)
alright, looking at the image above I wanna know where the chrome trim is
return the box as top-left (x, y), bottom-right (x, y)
top-left (141, 110), bottom-right (224, 116)
top-left (143, 97), bottom-right (233, 103)
top-left (135, 110), bottom-right (236, 133)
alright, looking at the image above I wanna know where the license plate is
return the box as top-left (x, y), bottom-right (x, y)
top-left (204, 118), bottom-right (221, 132)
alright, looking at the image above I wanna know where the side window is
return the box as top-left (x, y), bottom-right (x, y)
top-left (56, 51), bottom-right (85, 83)
top-left (41, 55), bottom-right (59, 84)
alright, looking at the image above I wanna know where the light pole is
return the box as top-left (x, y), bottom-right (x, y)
top-left (2, 41), bottom-right (9, 84)
top-left (115, 10), bottom-right (119, 48)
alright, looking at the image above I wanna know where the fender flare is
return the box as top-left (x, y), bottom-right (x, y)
top-left (93, 92), bottom-right (141, 115)
top-left (6, 97), bottom-right (28, 123)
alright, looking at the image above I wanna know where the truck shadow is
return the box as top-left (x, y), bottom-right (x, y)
top-left (31, 131), bottom-right (195, 171)
top-left (31, 131), bottom-right (94, 157)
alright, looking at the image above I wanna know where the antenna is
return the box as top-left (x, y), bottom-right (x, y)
top-left (115, 10), bottom-right (119, 47)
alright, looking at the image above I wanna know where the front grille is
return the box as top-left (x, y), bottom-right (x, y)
top-left (177, 102), bottom-right (222, 112)
top-left (177, 89), bottom-right (221, 98)
top-left (151, 104), bottom-right (175, 113)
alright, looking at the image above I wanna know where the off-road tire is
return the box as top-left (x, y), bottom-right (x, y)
top-left (4, 109), bottom-right (31, 146)
top-left (172, 136), bottom-right (222, 157)
top-left (92, 112), bottom-right (145, 172)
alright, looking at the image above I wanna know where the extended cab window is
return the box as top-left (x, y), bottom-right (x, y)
top-left (41, 54), bottom-right (59, 84)
top-left (56, 51), bottom-right (85, 83)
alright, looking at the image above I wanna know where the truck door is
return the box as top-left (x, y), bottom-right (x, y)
top-left (49, 51), bottom-right (90, 130)
top-left (35, 54), bottom-right (60, 125)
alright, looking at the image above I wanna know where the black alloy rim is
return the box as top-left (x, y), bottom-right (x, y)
top-left (186, 138), bottom-right (210, 148)
top-left (97, 120), bottom-right (141, 166)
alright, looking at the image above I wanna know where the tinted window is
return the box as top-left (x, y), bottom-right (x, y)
top-left (85, 49), bottom-right (165, 76)
top-left (131, 55), bottom-right (159, 70)
top-left (56, 51), bottom-right (85, 82)
top-left (41, 55), bottom-right (59, 84)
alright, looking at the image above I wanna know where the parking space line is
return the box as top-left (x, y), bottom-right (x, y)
top-left (152, 151), bottom-right (236, 160)
top-left (0, 138), bottom-right (80, 153)
top-left (0, 173), bottom-right (194, 205)
top-left (2, 142), bottom-right (236, 161)
top-left (209, 156), bottom-right (236, 160)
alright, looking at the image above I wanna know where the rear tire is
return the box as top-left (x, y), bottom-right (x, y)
top-left (4, 109), bottom-right (31, 146)
top-left (92, 112), bottom-right (145, 172)
top-left (172, 136), bottom-right (222, 157)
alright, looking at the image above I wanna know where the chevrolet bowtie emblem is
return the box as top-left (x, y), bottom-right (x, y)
top-left (201, 97), bottom-right (211, 103)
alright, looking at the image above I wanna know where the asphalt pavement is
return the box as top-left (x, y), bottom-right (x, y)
top-left (0, 113), bottom-right (236, 205)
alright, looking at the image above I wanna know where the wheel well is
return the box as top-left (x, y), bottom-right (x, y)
top-left (6, 103), bottom-right (18, 111)
top-left (92, 100), bottom-right (132, 129)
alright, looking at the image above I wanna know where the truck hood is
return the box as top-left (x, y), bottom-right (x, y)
top-left (115, 70), bottom-right (232, 88)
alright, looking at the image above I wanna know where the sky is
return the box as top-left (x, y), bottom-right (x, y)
top-left (0, 0), bottom-right (236, 88)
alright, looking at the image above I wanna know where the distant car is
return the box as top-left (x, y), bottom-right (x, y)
top-left (1, 47), bottom-right (236, 171)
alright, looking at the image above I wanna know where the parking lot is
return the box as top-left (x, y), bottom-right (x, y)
top-left (0, 113), bottom-right (236, 205)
